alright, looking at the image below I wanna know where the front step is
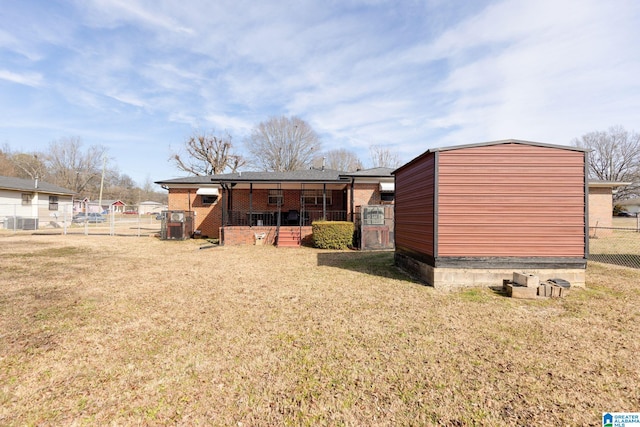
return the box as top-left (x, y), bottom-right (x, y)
top-left (277, 227), bottom-right (301, 248)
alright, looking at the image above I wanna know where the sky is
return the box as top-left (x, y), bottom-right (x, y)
top-left (1, 0), bottom-right (639, 186)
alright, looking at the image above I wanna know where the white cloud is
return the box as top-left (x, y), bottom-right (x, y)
top-left (0, 69), bottom-right (43, 87)
top-left (416, 0), bottom-right (640, 148)
top-left (2, 0), bottom-right (639, 183)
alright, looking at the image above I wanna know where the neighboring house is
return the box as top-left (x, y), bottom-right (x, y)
top-left (393, 139), bottom-right (588, 288)
top-left (155, 167), bottom-right (394, 246)
top-left (588, 181), bottom-right (632, 235)
top-left (139, 201), bottom-right (167, 215)
top-left (0, 176), bottom-right (75, 230)
top-left (100, 199), bottom-right (126, 213)
top-left (616, 197), bottom-right (640, 216)
top-left (73, 198), bottom-right (101, 214)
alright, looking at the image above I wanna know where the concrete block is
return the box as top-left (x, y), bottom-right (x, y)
top-left (506, 283), bottom-right (538, 299)
top-left (537, 283), bottom-right (550, 297)
top-left (513, 272), bottom-right (540, 288)
top-left (549, 285), bottom-right (568, 298)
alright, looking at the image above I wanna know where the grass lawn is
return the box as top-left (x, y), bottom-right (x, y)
top-left (1, 234), bottom-right (639, 426)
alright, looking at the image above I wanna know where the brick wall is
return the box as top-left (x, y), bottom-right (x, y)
top-left (588, 187), bottom-right (613, 236)
top-left (352, 183), bottom-right (381, 207)
top-left (231, 189), bottom-right (345, 211)
top-left (167, 189), bottom-right (222, 239)
top-left (167, 183), bottom-right (386, 242)
top-left (221, 226), bottom-right (313, 246)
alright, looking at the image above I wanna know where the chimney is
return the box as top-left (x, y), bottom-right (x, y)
top-left (34, 176), bottom-right (39, 189)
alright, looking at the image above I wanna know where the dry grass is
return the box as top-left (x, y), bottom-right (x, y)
top-left (1, 233), bottom-right (639, 426)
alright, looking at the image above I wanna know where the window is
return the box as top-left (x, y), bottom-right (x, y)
top-left (49, 196), bottom-right (59, 211)
top-left (21, 193), bottom-right (32, 205)
top-left (380, 192), bottom-right (395, 203)
top-left (201, 195), bottom-right (218, 205)
top-left (268, 189), bottom-right (283, 205)
top-left (302, 189), bottom-right (332, 206)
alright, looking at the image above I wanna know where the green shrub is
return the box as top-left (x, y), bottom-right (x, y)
top-left (312, 221), bottom-right (355, 249)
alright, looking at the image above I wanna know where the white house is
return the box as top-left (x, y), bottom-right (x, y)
top-left (138, 201), bottom-right (166, 215)
top-left (618, 197), bottom-right (640, 215)
top-left (0, 176), bottom-right (75, 230)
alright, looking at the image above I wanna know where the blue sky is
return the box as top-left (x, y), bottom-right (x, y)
top-left (1, 0), bottom-right (639, 186)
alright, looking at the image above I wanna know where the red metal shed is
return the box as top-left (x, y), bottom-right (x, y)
top-left (393, 140), bottom-right (588, 288)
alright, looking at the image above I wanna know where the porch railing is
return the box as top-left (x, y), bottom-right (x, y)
top-left (226, 210), bottom-right (347, 226)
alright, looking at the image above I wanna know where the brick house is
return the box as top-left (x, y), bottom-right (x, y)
top-left (588, 181), bottom-right (632, 236)
top-left (155, 167), bottom-right (394, 246)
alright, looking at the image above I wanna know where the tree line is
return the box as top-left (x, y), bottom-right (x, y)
top-left (3, 118), bottom-right (636, 206)
top-left (172, 117), bottom-right (639, 203)
top-left (573, 125), bottom-right (640, 202)
top-left (0, 137), bottom-right (166, 205)
top-left (170, 115), bottom-right (403, 176)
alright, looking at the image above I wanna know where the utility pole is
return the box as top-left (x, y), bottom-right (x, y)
top-left (98, 155), bottom-right (106, 211)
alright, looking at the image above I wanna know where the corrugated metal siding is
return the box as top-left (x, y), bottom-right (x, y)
top-left (437, 143), bottom-right (585, 257)
top-left (394, 153), bottom-right (436, 257)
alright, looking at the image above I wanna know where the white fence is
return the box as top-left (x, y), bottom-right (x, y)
top-left (0, 203), bottom-right (162, 237)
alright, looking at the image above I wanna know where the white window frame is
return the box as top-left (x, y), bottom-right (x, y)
top-left (268, 189), bottom-right (283, 205)
top-left (302, 189), bottom-right (331, 206)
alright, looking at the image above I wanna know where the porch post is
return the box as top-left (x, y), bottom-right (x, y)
top-left (322, 183), bottom-right (327, 220)
top-left (227, 183), bottom-right (235, 225)
top-left (249, 183), bottom-right (253, 226)
top-left (299, 183), bottom-right (303, 226)
top-left (221, 186), bottom-right (227, 226)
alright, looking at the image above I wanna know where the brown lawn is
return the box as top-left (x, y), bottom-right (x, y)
top-left (1, 233), bottom-right (639, 426)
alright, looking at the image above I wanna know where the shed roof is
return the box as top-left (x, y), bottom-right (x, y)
top-left (393, 139), bottom-right (588, 175)
top-left (0, 175), bottom-right (75, 195)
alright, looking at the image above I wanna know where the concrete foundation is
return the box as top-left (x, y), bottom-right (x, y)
top-left (395, 253), bottom-right (585, 289)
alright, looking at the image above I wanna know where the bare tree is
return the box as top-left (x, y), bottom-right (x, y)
top-left (10, 152), bottom-right (48, 180)
top-left (323, 148), bottom-right (363, 172)
top-left (45, 137), bottom-right (107, 195)
top-left (0, 145), bottom-right (18, 177)
top-left (369, 144), bottom-right (402, 169)
top-left (171, 130), bottom-right (245, 176)
top-left (246, 116), bottom-right (321, 171)
top-left (573, 125), bottom-right (640, 200)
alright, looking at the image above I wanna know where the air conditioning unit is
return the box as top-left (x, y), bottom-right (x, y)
top-left (170, 211), bottom-right (184, 222)
top-left (160, 210), bottom-right (193, 240)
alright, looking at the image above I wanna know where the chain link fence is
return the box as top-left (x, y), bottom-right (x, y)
top-left (0, 202), bottom-right (163, 237)
top-left (589, 221), bottom-right (640, 269)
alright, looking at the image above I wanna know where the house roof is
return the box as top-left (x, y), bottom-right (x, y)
top-left (155, 167), bottom-right (397, 187)
top-left (156, 168), bottom-right (351, 186)
top-left (341, 167), bottom-right (394, 178)
top-left (0, 175), bottom-right (75, 195)
top-left (394, 139), bottom-right (588, 175)
top-left (588, 180), bottom-right (632, 188)
top-left (100, 199), bottom-right (125, 206)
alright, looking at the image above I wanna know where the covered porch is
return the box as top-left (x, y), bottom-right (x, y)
top-left (218, 180), bottom-right (348, 246)
top-left (220, 182), bottom-right (348, 227)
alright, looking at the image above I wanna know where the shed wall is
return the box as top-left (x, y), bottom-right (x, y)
top-left (394, 152), bottom-right (436, 259)
top-left (437, 144), bottom-right (586, 257)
